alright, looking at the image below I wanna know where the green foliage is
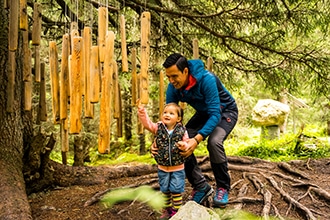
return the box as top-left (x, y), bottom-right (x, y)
top-left (214, 208), bottom-right (280, 220)
top-left (225, 124), bottom-right (330, 161)
top-left (101, 185), bottom-right (165, 212)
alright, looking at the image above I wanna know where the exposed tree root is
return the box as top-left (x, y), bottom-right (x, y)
top-left (79, 156), bottom-right (330, 220)
top-left (278, 162), bottom-right (310, 180)
top-left (265, 176), bottom-right (317, 220)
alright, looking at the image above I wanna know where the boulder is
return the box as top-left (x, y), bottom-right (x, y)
top-left (252, 99), bottom-right (290, 127)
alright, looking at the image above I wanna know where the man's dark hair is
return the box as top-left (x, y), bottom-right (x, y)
top-left (163, 53), bottom-right (189, 72)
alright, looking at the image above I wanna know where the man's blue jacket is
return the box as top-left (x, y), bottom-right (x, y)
top-left (166, 59), bottom-right (237, 138)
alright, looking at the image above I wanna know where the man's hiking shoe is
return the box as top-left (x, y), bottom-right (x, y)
top-left (213, 187), bottom-right (228, 208)
top-left (189, 183), bottom-right (213, 204)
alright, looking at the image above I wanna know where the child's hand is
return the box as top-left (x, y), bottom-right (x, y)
top-left (136, 99), bottom-right (144, 109)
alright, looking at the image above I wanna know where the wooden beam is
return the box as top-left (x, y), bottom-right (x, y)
top-left (140, 12), bottom-right (151, 104)
top-left (69, 37), bottom-right (83, 134)
top-left (98, 31), bottom-right (115, 154)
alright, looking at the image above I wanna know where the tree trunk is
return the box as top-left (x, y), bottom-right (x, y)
top-left (0, 1), bottom-right (32, 218)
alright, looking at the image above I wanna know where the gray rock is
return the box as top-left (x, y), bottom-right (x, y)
top-left (252, 99), bottom-right (290, 126)
top-left (171, 201), bottom-right (220, 220)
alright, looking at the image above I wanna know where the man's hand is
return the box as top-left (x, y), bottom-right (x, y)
top-left (150, 142), bottom-right (159, 156)
top-left (177, 138), bottom-right (198, 158)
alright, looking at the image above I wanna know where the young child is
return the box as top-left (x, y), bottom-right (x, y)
top-left (137, 100), bottom-right (188, 220)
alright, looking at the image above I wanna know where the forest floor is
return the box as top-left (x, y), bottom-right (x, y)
top-left (29, 156), bottom-right (330, 220)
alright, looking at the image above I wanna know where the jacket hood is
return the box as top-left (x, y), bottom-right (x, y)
top-left (188, 59), bottom-right (207, 81)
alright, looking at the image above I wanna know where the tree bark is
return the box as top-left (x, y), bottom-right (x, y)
top-left (0, 1), bottom-right (32, 218)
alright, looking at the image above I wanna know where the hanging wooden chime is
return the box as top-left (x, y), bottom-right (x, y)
top-left (120, 14), bottom-right (128, 72)
top-left (49, 41), bottom-right (60, 124)
top-left (98, 31), bottom-right (115, 154)
top-left (37, 62), bottom-right (47, 123)
top-left (140, 12), bottom-right (151, 105)
top-left (83, 27), bottom-right (94, 118)
top-left (193, 38), bottom-right (199, 59)
top-left (60, 34), bottom-right (70, 120)
top-left (98, 7), bottom-right (108, 63)
top-left (159, 70), bottom-right (165, 120)
top-left (69, 36), bottom-right (83, 134)
top-left (90, 46), bottom-right (100, 103)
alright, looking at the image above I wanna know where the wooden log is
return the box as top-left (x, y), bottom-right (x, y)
top-left (120, 14), bottom-right (128, 72)
top-left (37, 62), bottom-right (47, 123)
top-left (98, 31), bottom-right (115, 154)
top-left (159, 70), bottom-right (165, 120)
top-left (98, 7), bottom-right (108, 63)
top-left (140, 12), bottom-right (151, 104)
top-left (207, 56), bottom-right (213, 71)
top-left (192, 38), bottom-right (199, 59)
top-left (24, 48), bottom-right (32, 111)
top-left (131, 48), bottom-right (137, 106)
top-left (83, 27), bottom-right (94, 118)
top-left (34, 45), bottom-right (41, 82)
top-left (9, 0), bottom-right (19, 51)
top-left (31, 3), bottom-right (42, 46)
top-left (90, 46), bottom-right (100, 103)
top-left (49, 41), bottom-right (60, 124)
top-left (20, 0), bottom-right (28, 30)
top-left (60, 34), bottom-right (69, 120)
top-left (70, 36), bottom-right (83, 134)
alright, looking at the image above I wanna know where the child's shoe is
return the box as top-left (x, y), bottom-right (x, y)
top-left (159, 207), bottom-right (177, 220)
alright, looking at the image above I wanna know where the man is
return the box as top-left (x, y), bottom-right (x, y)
top-left (159, 53), bottom-right (238, 207)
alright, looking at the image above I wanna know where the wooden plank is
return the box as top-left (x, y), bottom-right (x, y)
top-left (90, 46), bottom-right (100, 103)
top-left (98, 7), bottom-right (108, 63)
top-left (49, 41), bottom-right (60, 124)
top-left (116, 84), bottom-right (123, 138)
top-left (34, 45), bottom-right (41, 82)
top-left (140, 12), bottom-right (151, 104)
top-left (24, 48), bottom-right (32, 111)
top-left (98, 31), bottom-right (114, 154)
top-left (193, 38), bottom-right (199, 59)
top-left (120, 15), bottom-right (128, 72)
top-left (60, 34), bottom-right (69, 120)
top-left (113, 61), bottom-right (119, 119)
top-left (9, 0), bottom-right (19, 51)
top-left (61, 119), bottom-right (69, 165)
top-left (22, 31), bottom-right (30, 81)
top-left (32, 3), bottom-right (42, 46)
top-left (83, 27), bottom-right (94, 118)
top-left (131, 48), bottom-right (137, 106)
top-left (207, 56), bottom-right (213, 71)
top-left (20, 0), bottom-right (28, 30)
top-left (38, 62), bottom-right (47, 122)
top-left (159, 70), bottom-right (165, 120)
top-left (69, 37), bottom-right (83, 134)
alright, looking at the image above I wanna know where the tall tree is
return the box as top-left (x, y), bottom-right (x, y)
top-left (0, 0), bottom-right (32, 218)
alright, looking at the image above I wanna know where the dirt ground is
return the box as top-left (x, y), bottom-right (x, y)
top-left (29, 156), bottom-right (330, 220)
